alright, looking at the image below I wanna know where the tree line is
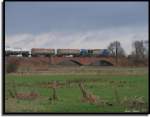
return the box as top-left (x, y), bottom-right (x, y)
top-left (107, 40), bottom-right (148, 66)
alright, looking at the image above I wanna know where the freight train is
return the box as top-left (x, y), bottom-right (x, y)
top-left (5, 48), bottom-right (111, 57)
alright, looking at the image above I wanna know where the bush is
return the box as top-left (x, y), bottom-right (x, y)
top-left (6, 59), bottom-right (19, 73)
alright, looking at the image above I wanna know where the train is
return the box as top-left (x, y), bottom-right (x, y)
top-left (5, 48), bottom-right (111, 57)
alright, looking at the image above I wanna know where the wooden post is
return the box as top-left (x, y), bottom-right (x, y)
top-left (52, 81), bottom-right (58, 100)
top-left (78, 82), bottom-right (97, 104)
top-left (78, 82), bottom-right (88, 98)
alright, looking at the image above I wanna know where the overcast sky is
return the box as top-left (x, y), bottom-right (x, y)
top-left (5, 2), bottom-right (148, 55)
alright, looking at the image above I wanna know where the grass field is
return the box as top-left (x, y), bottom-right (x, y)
top-left (5, 67), bottom-right (148, 113)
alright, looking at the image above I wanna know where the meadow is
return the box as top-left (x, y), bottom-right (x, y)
top-left (5, 67), bottom-right (148, 113)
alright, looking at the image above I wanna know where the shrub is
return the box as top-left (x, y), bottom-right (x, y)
top-left (6, 59), bottom-right (19, 73)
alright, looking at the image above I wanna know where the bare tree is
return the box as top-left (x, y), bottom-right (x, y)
top-left (108, 41), bottom-right (125, 65)
top-left (132, 40), bottom-right (147, 60)
top-left (108, 43), bottom-right (116, 56)
top-left (129, 40), bottom-right (148, 66)
top-left (108, 41), bottom-right (125, 57)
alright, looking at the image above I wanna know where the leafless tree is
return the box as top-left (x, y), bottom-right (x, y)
top-left (132, 40), bottom-right (148, 60)
top-left (108, 41), bottom-right (126, 57)
top-left (128, 40), bottom-right (148, 66)
top-left (108, 41), bottom-right (126, 65)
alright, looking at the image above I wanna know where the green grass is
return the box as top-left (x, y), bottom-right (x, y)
top-left (5, 67), bottom-right (148, 113)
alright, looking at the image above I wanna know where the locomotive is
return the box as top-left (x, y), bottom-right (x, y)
top-left (5, 48), bottom-right (111, 57)
top-left (80, 49), bottom-right (110, 57)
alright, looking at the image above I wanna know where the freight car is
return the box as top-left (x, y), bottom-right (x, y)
top-left (5, 48), bottom-right (21, 56)
top-left (22, 50), bottom-right (30, 57)
top-left (57, 49), bottom-right (80, 57)
top-left (31, 48), bottom-right (55, 57)
top-left (91, 49), bottom-right (100, 55)
top-left (5, 48), bottom-right (30, 57)
top-left (91, 49), bottom-right (101, 56)
top-left (5, 48), bottom-right (12, 56)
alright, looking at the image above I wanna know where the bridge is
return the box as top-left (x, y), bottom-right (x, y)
top-left (49, 56), bottom-right (128, 66)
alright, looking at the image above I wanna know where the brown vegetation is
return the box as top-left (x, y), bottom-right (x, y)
top-left (5, 57), bottom-right (20, 73)
top-left (121, 96), bottom-right (148, 112)
top-left (16, 92), bottom-right (38, 100)
top-left (78, 82), bottom-right (98, 104)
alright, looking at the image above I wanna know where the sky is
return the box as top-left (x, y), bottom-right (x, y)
top-left (5, 2), bottom-right (148, 55)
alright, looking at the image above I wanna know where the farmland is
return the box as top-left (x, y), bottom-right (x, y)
top-left (5, 66), bottom-right (148, 113)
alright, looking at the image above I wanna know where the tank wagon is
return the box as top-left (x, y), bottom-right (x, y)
top-left (5, 48), bottom-right (30, 57)
top-left (57, 49), bottom-right (80, 57)
top-left (5, 48), bottom-right (13, 56)
top-left (91, 49), bottom-right (101, 56)
top-left (31, 48), bottom-right (55, 57)
top-left (22, 51), bottom-right (30, 57)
